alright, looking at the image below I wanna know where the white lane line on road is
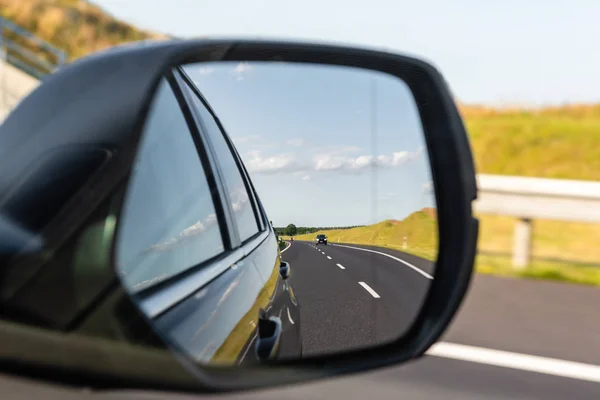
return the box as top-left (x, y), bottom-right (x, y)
top-left (428, 342), bottom-right (600, 383)
top-left (280, 241), bottom-right (291, 253)
top-left (286, 307), bottom-right (295, 325)
top-left (327, 256), bottom-right (332, 260)
top-left (358, 282), bottom-right (380, 298)
top-left (336, 263), bottom-right (346, 270)
top-left (333, 244), bottom-right (433, 279)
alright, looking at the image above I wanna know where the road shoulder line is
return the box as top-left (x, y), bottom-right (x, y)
top-left (332, 243), bottom-right (433, 279)
top-left (428, 342), bottom-right (600, 383)
top-left (280, 241), bottom-right (292, 253)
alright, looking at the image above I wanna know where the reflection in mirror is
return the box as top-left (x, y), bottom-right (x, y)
top-left (114, 61), bottom-right (437, 367)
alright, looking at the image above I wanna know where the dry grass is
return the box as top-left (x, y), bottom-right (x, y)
top-left (0, 0), bottom-right (168, 63)
top-left (294, 208), bottom-right (438, 261)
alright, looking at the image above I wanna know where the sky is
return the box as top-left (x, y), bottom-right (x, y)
top-left (90, 0), bottom-right (599, 227)
top-left (184, 62), bottom-right (434, 227)
top-left (94, 0), bottom-right (600, 106)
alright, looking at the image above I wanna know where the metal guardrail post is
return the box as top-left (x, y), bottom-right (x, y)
top-left (476, 174), bottom-right (600, 269)
top-left (0, 17), bottom-right (67, 78)
top-left (512, 218), bottom-right (533, 269)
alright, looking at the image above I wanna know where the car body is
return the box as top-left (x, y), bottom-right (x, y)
top-left (315, 234), bottom-right (328, 245)
top-left (0, 62), bottom-right (302, 366)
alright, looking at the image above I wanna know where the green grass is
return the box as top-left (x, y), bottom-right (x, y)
top-left (478, 214), bottom-right (600, 264)
top-left (291, 206), bottom-right (600, 286)
top-left (476, 254), bottom-right (600, 286)
top-left (475, 214), bottom-right (600, 286)
top-left (294, 208), bottom-right (438, 261)
top-left (463, 104), bottom-right (600, 180)
top-left (464, 105), bottom-right (600, 286)
top-left (0, 0), bottom-right (168, 63)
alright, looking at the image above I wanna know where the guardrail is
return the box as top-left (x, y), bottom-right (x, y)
top-left (0, 17), bottom-right (66, 79)
top-left (474, 174), bottom-right (600, 268)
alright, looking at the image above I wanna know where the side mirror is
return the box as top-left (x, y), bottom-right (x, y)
top-left (279, 261), bottom-right (291, 280)
top-left (0, 38), bottom-right (477, 394)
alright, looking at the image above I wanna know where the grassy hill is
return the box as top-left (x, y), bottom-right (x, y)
top-left (461, 104), bottom-right (600, 285)
top-left (461, 104), bottom-right (600, 181)
top-left (294, 208), bottom-right (438, 261)
top-left (0, 0), bottom-right (168, 63)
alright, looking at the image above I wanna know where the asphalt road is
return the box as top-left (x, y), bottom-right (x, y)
top-left (268, 240), bottom-right (600, 399)
top-left (281, 240), bottom-right (434, 356)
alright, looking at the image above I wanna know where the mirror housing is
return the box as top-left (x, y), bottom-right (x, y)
top-left (279, 262), bottom-right (291, 280)
top-left (0, 38), bottom-right (478, 394)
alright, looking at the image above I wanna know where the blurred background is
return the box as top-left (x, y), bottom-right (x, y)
top-left (1, 1), bottom-right (599, 398)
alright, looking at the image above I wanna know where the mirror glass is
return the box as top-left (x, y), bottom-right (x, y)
top-left (114, 61), bottom-right (438, 366)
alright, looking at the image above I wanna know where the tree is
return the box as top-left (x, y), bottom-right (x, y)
top-left (284, 223), bottom-right (297, 237)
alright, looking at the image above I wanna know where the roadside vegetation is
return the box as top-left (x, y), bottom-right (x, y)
top-left (292, 204), bottom-right (600, 286)
top-left (464, 104), bottom-right (600, 286)
top-left (0, 0), bottom-right (168, 66)
top-left (4, 6), bottom-right (600, 285)
top-left (293, 208), bottom-right (438, 261)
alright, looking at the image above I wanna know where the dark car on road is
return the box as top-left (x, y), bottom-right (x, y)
top-left (315, 234), bottom-right (328, 245)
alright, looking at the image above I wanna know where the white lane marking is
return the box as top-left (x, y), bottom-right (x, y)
top-left (286, 307), bottom-right (295, 325)
top-left (333, 244), bottom-right (433, 279)
top-left (428, 342), bottom-right (600, 383)
top-left (327, 256), bottom-right (332, 260)
top-left (280, 242), bottom-right (291, 253)
top-left (358, 282), bottom-right (380, 298)
top-left (336, 263), bottom-right (346, 270)
top-left (239, 332), bottom-right (258, 363)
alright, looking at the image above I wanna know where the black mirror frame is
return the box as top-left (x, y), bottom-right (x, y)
top-left (2, 38), bottom-right (478, 393)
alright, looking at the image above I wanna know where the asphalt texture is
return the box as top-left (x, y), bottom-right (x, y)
top-left (281, 240), bottom-right (434, 356)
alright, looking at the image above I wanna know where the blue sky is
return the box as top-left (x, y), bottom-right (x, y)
top-left (184, 62), bottom-right (434, 227)
top-left (91, 0), bottom-right (598, 227)
top-left (95, 0), bottom-right (600, 106)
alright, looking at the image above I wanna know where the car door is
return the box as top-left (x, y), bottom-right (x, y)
top-left (117, 70), bottom-right (300, 366)
top-left (173, 68), bottom-right (302, 362)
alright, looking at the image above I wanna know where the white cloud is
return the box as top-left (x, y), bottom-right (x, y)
top-left (180, 220), bottom-right (205, 238)
top-left (229, 187), bottom-right (251, 213)
top-left (313, 149), bottom-right (421, 173)
top-left (245, 150), bottom-right (301, 174)
top-left (147, 211), bottom-right (220, 253)
top-left (242, 147), bottom-right (424, 176)
top-left (234, 62), bottom-right (252, 74)
top-left (329, 145), bottom-right (363, 155)
top-left (301, 175), bottom-right (311, 181)
top-left (231, 134), bottom-right (261, 144)
top-left (422, 181), bottom-right (434, 193)
top-left (233, 62), bottom-right (253, 81)
top-left (205, 213), bottom-right (218, 224)
top-left (195, 67), bottom-right (215, 75)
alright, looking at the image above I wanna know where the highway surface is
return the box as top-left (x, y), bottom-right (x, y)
top-left (281, 240), bottom-right (435, 356)
top-left (264, 240), bottom-right (600, 400)
top-left (2, 240), bottom-right (599, 399)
